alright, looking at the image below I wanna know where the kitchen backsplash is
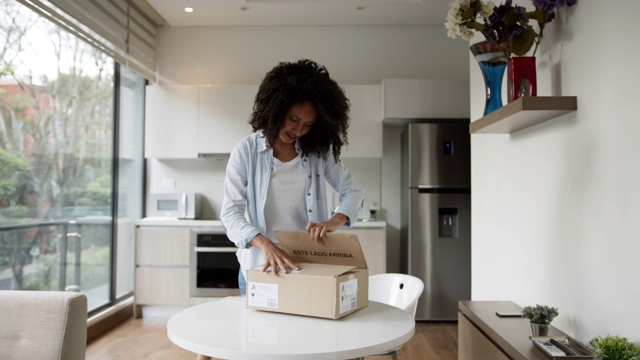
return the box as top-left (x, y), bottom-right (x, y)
top-left (147, 157), bottom-right (382, 221)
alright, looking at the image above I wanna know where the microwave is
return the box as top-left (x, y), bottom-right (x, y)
top-left (148, 192), bottom-right (202, 219)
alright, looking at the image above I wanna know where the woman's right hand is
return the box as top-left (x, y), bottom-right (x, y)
top-left (249, 234), bottom-right (299, 275)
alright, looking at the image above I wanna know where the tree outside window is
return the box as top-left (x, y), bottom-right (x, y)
top-left (0, 0), bottom-right (115, 307)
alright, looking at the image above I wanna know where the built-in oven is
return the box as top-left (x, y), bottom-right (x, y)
top-left (189, 227), bottom-right (240, 297)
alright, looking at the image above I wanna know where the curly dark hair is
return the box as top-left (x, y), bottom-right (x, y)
top-left (249, 59), bottom-right (350, 161)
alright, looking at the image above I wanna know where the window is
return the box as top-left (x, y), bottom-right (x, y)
top-left (0, 0), bottom-right (145, 314)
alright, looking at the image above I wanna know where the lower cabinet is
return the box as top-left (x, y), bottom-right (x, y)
top-left (134, 226), bottom-right (190, 316)
top-left (458, 301), bottom-right (568, 360)
top-left (336, 226), bottom-right (386, 275)
top-left (458, 312), bottom-right (510, 360)
top-left (135, 267), bottom-right (189, 305)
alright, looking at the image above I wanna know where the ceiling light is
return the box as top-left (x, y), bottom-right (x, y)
top-left (240, 6), bottom-right (250, 11)
top-left (357, 6), bottom-right (366, 10)
top-left (184, 7), bottom-right (194, 13)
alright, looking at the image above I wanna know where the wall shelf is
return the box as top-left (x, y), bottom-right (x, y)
top-left (469, 96), bottom-right (577, 134)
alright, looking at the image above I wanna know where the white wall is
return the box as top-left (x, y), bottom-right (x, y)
top-left (470, 1), bottom-right (640, 341)
top-left (154, 25), bottom-right (468, 85)
top-left (150, 25), bottom-right (469, 273)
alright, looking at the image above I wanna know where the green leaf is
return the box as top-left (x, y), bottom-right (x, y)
top-left (462, 6), bottom-right (476, 21)
top-left (465, 21), bottom-right (484, 32)
top-left (527, 10), bottom-right (551, 26)
top-left (503, 8), bottom-right (520, 27)
top-left (510, 27), bottom-right (536, 56)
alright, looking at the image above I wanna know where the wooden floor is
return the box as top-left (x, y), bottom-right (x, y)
top-left (86, 317), bottom-right (458, 360)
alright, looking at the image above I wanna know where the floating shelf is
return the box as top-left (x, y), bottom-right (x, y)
top-left (469, 96), bottom-right (577, 134)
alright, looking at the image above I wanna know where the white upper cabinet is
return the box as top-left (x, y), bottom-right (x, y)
top-left (198, 85), bottom-right (257, 155)
top-left (144, 84), bottom-right (384, 158)
top-left (145, 85), bottom-right (199, 158)
top-left (382, 79), bottom-right (470, 121)
top-left (342, 85), bottom-right (382, 158)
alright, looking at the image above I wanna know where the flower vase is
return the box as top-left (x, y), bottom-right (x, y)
top-left (530, 323), bottom-right (549, 337)
top-left (470, 41), bottom-right (507, 116)
top-left (507, 56), bottom-right (537, 102)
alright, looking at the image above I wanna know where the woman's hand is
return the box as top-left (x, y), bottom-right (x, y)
top-left (249, 234), bottom-right (298, 275)
top-left (306, 213), bottom-right (349, 242)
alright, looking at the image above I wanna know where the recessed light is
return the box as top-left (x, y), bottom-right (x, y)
top-left (184, 7), bottom-right (194, 13)
top-left (240, 6), bottom-right (250, 11)
top-left (357, 6), bottom-right (366, 10)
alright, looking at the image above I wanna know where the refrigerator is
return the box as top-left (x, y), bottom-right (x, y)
top-left (401, 123), bottom-right (471, 321)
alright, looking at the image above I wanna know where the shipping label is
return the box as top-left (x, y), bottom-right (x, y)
top-left (339, 278), bottom-right (358, 314)
top-left (248, 282), bottom-right (278, 309)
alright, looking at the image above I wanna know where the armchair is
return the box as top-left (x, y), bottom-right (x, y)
top-left (0, 290), bottom-right (88, 360)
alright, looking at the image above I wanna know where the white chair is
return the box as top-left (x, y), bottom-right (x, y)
top-left (0, 290), bottom-right (88, 360)
top-left (367, 273), bottom-right (424, 359)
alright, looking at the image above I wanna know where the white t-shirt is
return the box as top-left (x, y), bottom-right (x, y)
top-left (264, 155), bottom-right (307, 245)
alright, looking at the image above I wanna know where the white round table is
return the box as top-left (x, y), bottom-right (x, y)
top-left (167, 296), bottom-right (415, 360)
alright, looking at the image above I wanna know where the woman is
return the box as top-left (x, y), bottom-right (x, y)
top-left (220, 59), bottom-right (364, 295)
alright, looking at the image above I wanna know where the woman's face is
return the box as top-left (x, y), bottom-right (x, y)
top-left (277, 101), bottom-right (317, 145)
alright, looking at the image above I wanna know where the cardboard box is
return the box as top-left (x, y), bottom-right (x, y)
top-left (246, 230), bottom-right (369, 319)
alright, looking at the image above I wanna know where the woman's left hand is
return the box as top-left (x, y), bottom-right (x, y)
top-left (306, 213), bottom-right (349, 242)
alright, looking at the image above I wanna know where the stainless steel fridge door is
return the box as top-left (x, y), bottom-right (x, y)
top-left (409, 189), bottom-right (471, 320)
top-left (408, 123), bottom-right (470, 187)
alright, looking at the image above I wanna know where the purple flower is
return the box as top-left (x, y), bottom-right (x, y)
top-left (532, 0), bottom-right (577, 13)
top-left (444, 0), bottom-right (578, 59)
top-left (522, 304), bottom-right (559, 325)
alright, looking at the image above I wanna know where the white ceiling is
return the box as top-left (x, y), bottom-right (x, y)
top-left (146, 0), bottom-right (450, 27)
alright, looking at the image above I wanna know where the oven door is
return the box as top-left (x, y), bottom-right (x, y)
top-left (190, 230), bottom-right (240, 297)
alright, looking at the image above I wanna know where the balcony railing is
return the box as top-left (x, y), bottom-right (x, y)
top-left (0, 216), bottom-right (111, 294)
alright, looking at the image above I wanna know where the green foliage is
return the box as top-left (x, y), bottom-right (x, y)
top-left (22, 254), bottom-right (58, 290)
top-left (0, 65), bottom-right (13, 78)
top-left (0, 148), bottom-right (28, 200)
top-left (76, 175), bottom-right (112, 206)
top-left (589, 335), bottom-right (640, 360)
top-left (80, 245), bottom-right (110, 290)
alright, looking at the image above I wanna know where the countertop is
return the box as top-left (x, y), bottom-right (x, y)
top-left (136, 218), bottom-right (386, 229)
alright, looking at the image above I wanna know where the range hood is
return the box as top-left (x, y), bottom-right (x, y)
top-left (198, 153), bottom-right (230, 160)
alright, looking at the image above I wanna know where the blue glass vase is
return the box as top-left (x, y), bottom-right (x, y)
top-left (470, 41), bottom-right (507, 116)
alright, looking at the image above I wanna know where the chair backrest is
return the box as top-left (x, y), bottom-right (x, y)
top-left (368, 273), bottom-right (425, 318)
top-left (0, 290), bottom-right (88, 360)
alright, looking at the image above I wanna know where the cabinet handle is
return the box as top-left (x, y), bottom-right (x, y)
top-left (193, 247), bottom-right (237, 253)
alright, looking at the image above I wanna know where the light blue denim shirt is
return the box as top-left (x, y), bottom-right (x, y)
top-left (220, 131), bottom-right (364, 274)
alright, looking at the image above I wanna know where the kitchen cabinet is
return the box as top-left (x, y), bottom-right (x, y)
top-left (134, 226), bottom-right (190, 317)
top-left (458, 301), bottom-right (569, 360)
top-left (382, 79), bottom-right (470, 121)
top-left (144, 85), bottom-right (256, 158)
top-left (198, 85), bottom-right (257, 154)
top-left (144, 85), bottom-right (199, 158)
top-left (144, 83), bottom-right (384, 157)
top-left (342, 85), bottom-right (382, 158)
top-left (336, 224), bottom-right (386, 275)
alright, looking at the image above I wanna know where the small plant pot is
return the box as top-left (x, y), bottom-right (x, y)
top-left (530, 323), bottom-right (549, 337)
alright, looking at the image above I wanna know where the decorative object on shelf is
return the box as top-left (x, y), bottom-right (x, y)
top-left (507, 56), bottom-right (537, 102)
top-left (470, 41), bottom-right (507, 115)
top-left (522, 304), bottom-right (559, 337)
top-left (588, 335), bottom-right (640, 360)
top-left (445, 0), bottom-right (578, 108)
top-left (369, 202), bottom-right (379, 221)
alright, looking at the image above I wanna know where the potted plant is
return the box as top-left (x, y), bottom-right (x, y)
top-left (589, 335), bottom-right (640, 360)
top-left (522, 304), bottom-right (559, 336)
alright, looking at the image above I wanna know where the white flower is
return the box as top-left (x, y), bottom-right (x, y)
top-left (444, 0), bottom-right (492, 40)
top-left (481, 1), bottom-right (495, 18)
